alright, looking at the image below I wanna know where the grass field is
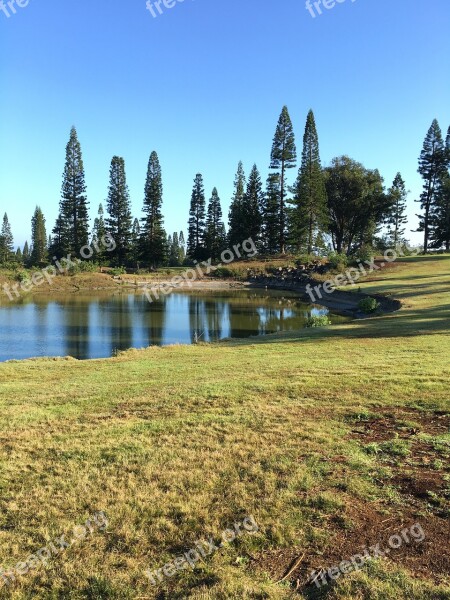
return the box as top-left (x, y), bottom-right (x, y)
top-left (0, 256), bottom-right (449, 599)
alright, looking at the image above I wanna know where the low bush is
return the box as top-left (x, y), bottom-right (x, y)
top-left (351, 245), bottom-right (375, 264)
top-left (327, 251), bottom-right (348, 271)
top-left (295, 254), bottom-right (315, 267)
top-left (15, 270), bottom-right (29, 282)
top-left (211, 266), bottom-right (237, 278)
top-left (110, 267), bottom-right (126, 276)
top-left (358, 297), bottom-right (380, 313)
top-left (304, 314), bottom-right (332, 328)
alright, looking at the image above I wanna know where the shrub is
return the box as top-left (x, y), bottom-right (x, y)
top-left (295, 254), bottom-right (315, 267)
top-left (110, 267), bottom-right (126, 276)
top-left (358, 297), bottom-right (380, 313)
top-left (211, 267), bottom-right (236, 278)
top-left (351, 245), bottom-right (375, 264)
top-left (15, 270), bottom-right (30, 282)
top-left (78, 261), bottom-right (98, 273)
top-left (327, 251), bottom-right (348, 271)
top-left (304, 314), bottom-right (332, 328)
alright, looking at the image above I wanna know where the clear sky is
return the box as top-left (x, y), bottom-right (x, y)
top-left (0, 0), bottom-right (449, 248)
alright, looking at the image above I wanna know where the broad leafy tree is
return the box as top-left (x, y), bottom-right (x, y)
top-left (324, 156), bottom-right (387, 255)
top-left (269, 106), bottom-right (297, 253)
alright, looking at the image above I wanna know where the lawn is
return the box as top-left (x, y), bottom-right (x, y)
top-left (0, 255), bottom-right (449, 599)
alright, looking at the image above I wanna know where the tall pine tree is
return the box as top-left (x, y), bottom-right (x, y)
top-left (242, 164), bottom-right (263, 247)
top-left (430, 177), bottom-right (450, 251)
top-left (0, 213), bottom-right (14, 264)
top-left (130, 218), bottom-right (141, 267)
top-left (140, 151), bottom-right (166, 267)
top-left (59, 126), bottom-right (90, 255)
top-left (430, 126), bottom-right (450, 250)
top-left (187, 174), bottom-right (207, 261)
top-left (416, 119), bottom-right (448, 253)
top-left (228, 162), bottom-right (246, 248)
top-left (290, 110), bottom-right (327, 254)
top-left (179, 231), bottom-right (186, 264)
top-left (92, 203), bottom-right (108, 264)
top-left (270, 106), bottom-right (297, 254)
top-left (262, 174), bottom-right (282, 255)
top-left (49, 213), bottom-right (71, 260)
top-left (386, 173), bottom-right (408, 247)
top-left (106, 156), bottom-right (133, 266)
top-left (205, 188), bottom-right (226, 261)
top-left (23, 241), bottom-right (30, 264)
top-left (30, 206), bottom-right (47, 266)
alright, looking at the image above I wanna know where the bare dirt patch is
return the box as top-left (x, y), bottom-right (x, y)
top-left (253, 408), bottom-right (450, 593)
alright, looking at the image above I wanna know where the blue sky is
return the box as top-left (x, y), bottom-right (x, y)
top-left (0, 0), bottom-right (449, 248)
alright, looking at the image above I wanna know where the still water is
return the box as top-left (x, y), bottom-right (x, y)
top-left (0, 289), bottom-right (348, 361)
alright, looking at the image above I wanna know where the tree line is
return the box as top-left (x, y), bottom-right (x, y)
top-left (1, 112), bottom-right (449, 269)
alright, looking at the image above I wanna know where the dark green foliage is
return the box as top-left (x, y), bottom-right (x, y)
top-left (59, 126), bottom-right (90, 254)
top-left (430, 177), bottom-right (450, 251)
top-left (15, 246), bottom-right (23, 263)
top-left (23, 241), bottom-right (30, 262)
top-left (243, 164), bottom-right (263, 246)
top-left (228, 162), bottom-right (247, 248)
top-left (140, 151), bottom-right (167, 267)
top-left (169, 231), bottom-right (185, 266)
top-left (358, 297), bottom-right (380, 313)
top-left (205, 188), bottom-right (226, 261)
top-left (290, 110), bottom-right (327, 254)
top-left (324, 156), bottom-right (387, 255)
top-left (304, 314), bottom-right (331, 328)
top-left (0, 213), bottom-right (14, 264)
top-left (262, 173), bottom-right (282, 254)
top-left (187, 174), bottom-right (207, 261)
top-left (416, 120), bottom-right (449, 253)
top-left (49, 213), bottom-right (71, 260)
top-left (430, 126), bottom-right (450, 251)
top-left (30, 206), bottom-right (47, 266)
top-left (269, 106), bottom-right (297, 253)
top-left (92, 204), bottom-right (108, 264)
top-left (129, 218), bottom-right (141, 267)
top-left (106, 156), bottom-right (133, 267)
top-left (327, 251), bottom-right (348, 271)
top-left (386, 173), bottom-right (408, 247)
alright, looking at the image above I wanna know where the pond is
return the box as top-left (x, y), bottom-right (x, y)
top-left (0, 289), bottom-right (348, 361)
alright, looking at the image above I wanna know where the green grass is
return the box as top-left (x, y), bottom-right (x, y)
top-left (0, 256), bottom-right (449, 599)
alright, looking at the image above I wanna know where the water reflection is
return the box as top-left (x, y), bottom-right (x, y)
top-left (0, 290), bottom-right (348, 361)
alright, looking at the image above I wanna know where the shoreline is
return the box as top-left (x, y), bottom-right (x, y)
top-left (0, 274), bottom-right (402, 319)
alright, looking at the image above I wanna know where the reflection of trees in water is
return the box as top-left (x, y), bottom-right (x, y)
top-left (188, 296), bottom-right (207, 343)
top-left (204, 299), bottom-right (226, 341)
top-left (228, 302), bottom-right (262, 338)
top-left (16, 290), bottom-right (330, 360)
top-left (103, 295), bottom-right (133, 354)
top-left (61, 299), bottom-right (90, 360)
top-left (140, 295), bottom-right (167, 347)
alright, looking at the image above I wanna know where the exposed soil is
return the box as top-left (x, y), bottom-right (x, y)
top-left (253, 408), bottom-right (450, 593)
